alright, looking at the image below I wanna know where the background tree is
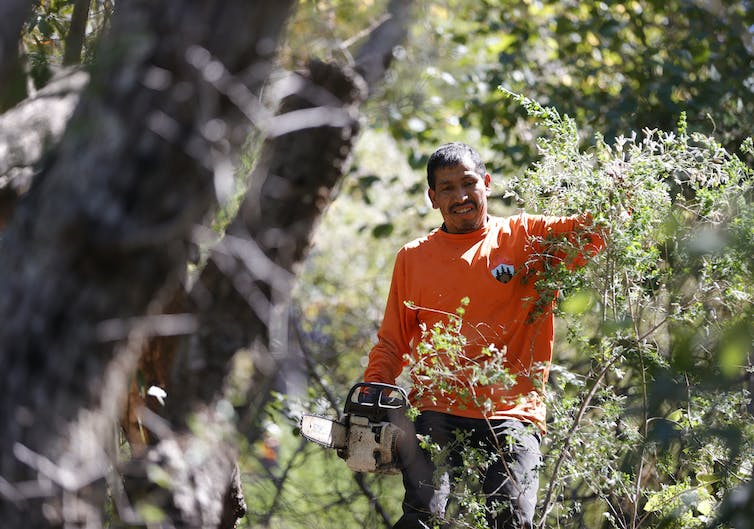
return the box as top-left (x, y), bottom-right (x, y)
top-left (376, 0), bottom-right (754, 176)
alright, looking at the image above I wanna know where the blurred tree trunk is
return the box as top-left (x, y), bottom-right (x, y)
top-left (121, 1), bottom-right (414, 526)
top-left (0, 1), bottom-right (295, 528)
top-left (0, 0), bottom-right (31, 110)
top-left (118, 58), bottom-right (368, 528)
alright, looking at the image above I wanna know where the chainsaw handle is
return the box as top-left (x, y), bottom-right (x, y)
top-left (344, 382), bottom-right (408, 421)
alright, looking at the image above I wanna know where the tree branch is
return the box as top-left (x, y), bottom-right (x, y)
top-left (537, 351), bottom-right (624, 528)
top-left (62, 0), bottom-right (92, 66)
top-left (354, 473), bottom-right (395, 529)
top-left (354, 0), bottom-right (414, 92)
top-left (0, 68), bottom-right (87, 228)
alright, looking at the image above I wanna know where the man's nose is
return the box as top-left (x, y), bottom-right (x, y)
top-left (452, 186), bottom-right (468, 202)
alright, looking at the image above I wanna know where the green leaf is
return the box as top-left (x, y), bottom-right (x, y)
top-left (136, 502), bottom-right (167, 523)
top-left (717, 323), bottom-right (751, 378)
top-left (146, 463), bottom-right (172, 489)
top-left (560, 289), bottom-right (597, 315)
top-left (371, 223), bottom-right (394, 238)
top-left (666, 409), bottom-right (683, 423)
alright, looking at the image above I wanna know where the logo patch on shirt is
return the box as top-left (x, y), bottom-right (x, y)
top-left (491, 262), bottom-right (515, 284)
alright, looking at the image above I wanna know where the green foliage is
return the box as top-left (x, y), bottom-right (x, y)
top-left (417, 430), bottom-right (496, 529)
top-left (643, 480), bottom-right (715, 529)
top-left (379, 0), bottom-right (754, 179)
top-left (406, 298), bottom-right (518, 415)
top-left (22, 1), bottom-right (111, 87)
top-left (505, 93), bottom-right (754, 529)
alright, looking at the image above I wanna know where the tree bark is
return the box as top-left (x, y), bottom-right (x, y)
top-left (0, 68), bottom-right (88, 229)
top-left (0, 1), bottom-right (295, 528)
top-left (121, 57), bottom-right (369, 529)
top-left (0, 0), bottom-right (31, 110)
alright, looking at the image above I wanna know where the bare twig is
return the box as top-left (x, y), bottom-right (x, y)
top-left (354, 473), bottom-right (394, 529)
top-left (537, 351), bottom-right (624, 528)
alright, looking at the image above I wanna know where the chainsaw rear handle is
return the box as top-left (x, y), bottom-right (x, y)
top-left (344, 382), bottom-right (408, 422)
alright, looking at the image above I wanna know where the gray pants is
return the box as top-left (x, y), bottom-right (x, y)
top-left (393, 412), bottom-right (541, 529)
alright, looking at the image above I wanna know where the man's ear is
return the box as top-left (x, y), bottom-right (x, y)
top-left (484, 173), bottom-right (492, 196)
top-left (428, 187), bottom-right (438, 209)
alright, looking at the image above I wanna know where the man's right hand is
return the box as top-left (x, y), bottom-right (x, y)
top-left (357, 385), bottom-right (380, 404)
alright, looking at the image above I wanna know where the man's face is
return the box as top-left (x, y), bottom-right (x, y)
top-left (428, 162), bottom-right (491, 234)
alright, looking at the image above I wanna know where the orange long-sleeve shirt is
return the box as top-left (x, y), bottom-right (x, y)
top-left (364, 213), bottom-right (604, 431)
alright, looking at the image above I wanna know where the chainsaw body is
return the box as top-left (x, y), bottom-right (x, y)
top-left (300, 382), bottom-right (409, 474)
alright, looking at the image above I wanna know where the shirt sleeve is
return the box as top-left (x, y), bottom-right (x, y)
top-left (363, 248), bottom-right (416, 385)
top-left (523, 212), bottom-right (606, 269)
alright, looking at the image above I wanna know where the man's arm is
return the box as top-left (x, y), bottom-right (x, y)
top-left (525, 212), bottom-right (606, 269)
top-left (363, 248), bottom-right (415, 385)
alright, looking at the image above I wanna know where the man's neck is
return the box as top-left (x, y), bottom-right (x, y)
top-left (440, 216), bottom-right (490, 233)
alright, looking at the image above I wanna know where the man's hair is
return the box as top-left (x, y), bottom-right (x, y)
top-left (426, 142), bottom-right (486, 189)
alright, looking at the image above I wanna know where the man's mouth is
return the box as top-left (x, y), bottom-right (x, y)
top-left (452, 202), bottom-right (475, 214)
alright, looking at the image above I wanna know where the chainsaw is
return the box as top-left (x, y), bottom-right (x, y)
top-left (300, 382), bottom-right (409, 474)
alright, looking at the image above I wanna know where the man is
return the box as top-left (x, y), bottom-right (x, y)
top-left (363, 142), bottom-right (604, 529)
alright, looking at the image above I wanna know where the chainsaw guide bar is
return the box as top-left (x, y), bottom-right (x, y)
top-left (300, 414), bottom-right (347, 449)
